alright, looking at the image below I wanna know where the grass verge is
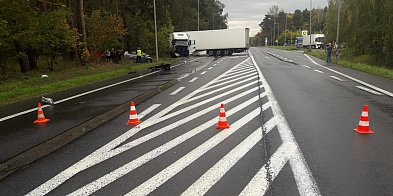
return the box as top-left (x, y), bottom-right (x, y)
top-left (0, 58), bottom-right (177, 107)
top-left (306, 50), bottom-right (393, 80)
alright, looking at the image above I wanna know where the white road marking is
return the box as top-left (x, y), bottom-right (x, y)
top-left (69, 95), bottom-right (268, 196)
top-left (182, 116), bottom-right (278, 196)
top-left (216, 70), bottom-right (256, 83)
top-left (188, 77), bottom-right (198, 83)
top-left (200, 71), bottom-right (207, 75)
top-left (170, 87), bottom-right (185, 95)
top-left (305, 54), bottom-right (393, 98)
top-left (239, 142), bottom-right (297, 196)
top-left (178, 73), bottom-right (190, 80)
top-left (265, 56), bottom-right (271, 60)
top-left (314, 69), bottom-right (324, 73)
top-left (356, 86), bottom-right (383, 95)
top-left (329, 76), bottom-right (345, 82)
top-left (303, 65), bottom-right (311, 69)
top-left (27, 57), bottom-right (255, 196)
top-left (137, 104), bottom-right (161, 120)
top-left (201, 73), bottom-right (257, 92)
top-left (208, 67), bottom-right (213, 70)
top-left (250, 51), bottom-right (321, 195)
top-left (126, 107), bottom-right (264, 196)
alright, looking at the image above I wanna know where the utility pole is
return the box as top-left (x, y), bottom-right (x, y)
top-left (198, 0), bottom-right (200, 31)
top-left (309, 0), bottom-right (312, 50)
top-left (154, 0), bottom-right (159, 62)
top-left (336, 0), bottom-right (341, 44)
top-left (285, 13), bottom-right (288, 46)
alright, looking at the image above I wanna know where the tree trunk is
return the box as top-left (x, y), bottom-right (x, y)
top-left (27, 48), bottom-right (37, 70)
top-left (15, 42), bottom-right (30, 73)
top-left (77, 0), bottom-right (87, 44)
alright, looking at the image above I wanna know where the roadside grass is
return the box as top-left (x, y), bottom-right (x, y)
top-left (0, 58), bottom-right (176, 107)
top-left (269, 46), bottom-right (299, 51)
top-left (306, 50), bottom-right (393, 80)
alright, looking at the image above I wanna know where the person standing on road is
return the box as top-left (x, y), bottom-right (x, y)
top-left (333, 41), bottom-right (339, 63)
top-left (326, 43), bottom-right (333, 63)
top-left (136, 47), bottom-right (142, 63)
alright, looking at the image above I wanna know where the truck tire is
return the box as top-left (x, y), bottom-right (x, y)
top-left (224, 50), bottom-right (230, 56)
top-left (208, 50), bottom-right (215, 56)
top-left (216, 50), bottom-right (222, 56)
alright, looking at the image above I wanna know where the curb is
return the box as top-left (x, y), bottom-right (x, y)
top-left (265, 51), bottom-right (298, 65)
top-left (0, 80), bottom-right (177, 180)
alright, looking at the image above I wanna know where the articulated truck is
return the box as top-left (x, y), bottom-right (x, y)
top-left (185, 28), bottom-right (250, 56)
top-left (170, 32), bottom-right (195, 57)
top-left (171, 28), bottom-right (250, 57)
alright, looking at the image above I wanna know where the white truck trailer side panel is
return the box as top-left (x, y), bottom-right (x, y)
top-left (185, 29), bottom-right (249, 51)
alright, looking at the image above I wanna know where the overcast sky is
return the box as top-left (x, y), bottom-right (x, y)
top-left (219, 0), bottom-right (329, 36)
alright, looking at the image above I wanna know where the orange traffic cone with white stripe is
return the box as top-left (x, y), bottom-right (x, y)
top-left (127, 101), bottom-right (140, 125)
top-left (216, 103), bottom-right (230, 129)
top-left (33, 103), bottom-right (50, 124)
top-left (354, 105), bottom-right (374, 134)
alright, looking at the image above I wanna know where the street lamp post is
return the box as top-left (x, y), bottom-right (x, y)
top-left (309, 0), bottom-right (312, 50)
top-left (336, 0), bottom-right (340, 44)
top-left (154, 0), bottom-right (159, 62)
top-left (285, 13), bottom-right (288, 46)
top-left (198, 0), bottom-right (200, 31)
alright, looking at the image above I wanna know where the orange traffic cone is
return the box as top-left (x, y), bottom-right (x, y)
top-left (33, 103), bottom-right (50, 124)
top-left (216, 103), bottom-right (230, 129)
top-left (354, 105), bottom-right (374, 134)
top-left (127, 101), bottom-right (140, 125)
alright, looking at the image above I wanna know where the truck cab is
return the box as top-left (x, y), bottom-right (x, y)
top-left (171, 32), bottom-right (195, 57)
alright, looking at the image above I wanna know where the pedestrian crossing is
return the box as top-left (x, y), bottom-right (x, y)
top-left (27, 55), bottom-right (320, 196)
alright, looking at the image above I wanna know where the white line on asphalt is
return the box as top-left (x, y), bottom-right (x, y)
top-left (201, 73), bottom-right (257, 92)
top-left (216, 70), bottom-right (256, 83)
top-left (250, 51), bottom-right (321, 196)
top-left (188, 77), bottom-right (198, 83)
top-left (314, 69), bottom-right (324, 73)
top-left (27, 57), bottom-right (255, 196)
top-left (305, 54), bottom-right (393, 98)
top-left (137, 104), bottom-right (161, 120)
top-left (170, 87), bottom-right (186, 95)
top-left (239, 142), bottom-right (297, 196)
top-left (329, 76), bottom-right (345, 82)
top-left (181, 116), bottom-right (278, 196)
top-left (125, 107), bottom-right (263, 196)
top-left (208, 67), bottom-right (213, 70)
top-left (356, 86), bottom-right (383, 95)
top-left (70, 97), bottom-right (269, 196)
top-left (200, 71), bottom-right (207, 75)
top-left (265, 56), bottom-right (271, 60)
top-left (0, 57), bottom-right (206, 123)
top-left (303, 65), bottom-right (311, 69)
top-left (213, 64), bottom-right (217, 66)
top-left (178, 73), bottom-right (190, 80)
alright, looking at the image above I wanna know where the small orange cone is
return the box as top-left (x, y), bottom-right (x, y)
top-left (127, 101), bottom-right (140, 125)
top-left (33, 103), bottom-right (50, 124)
top-left (354, 105), bottom-right (374, 134)
top-left (216, 103), bottom-right (230, 129)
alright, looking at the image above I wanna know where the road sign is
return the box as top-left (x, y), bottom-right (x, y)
top-left (302, 30), bottom-right (308, 36)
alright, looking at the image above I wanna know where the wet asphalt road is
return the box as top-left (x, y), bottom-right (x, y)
top-left (0, 48), bottom-right (392, 195)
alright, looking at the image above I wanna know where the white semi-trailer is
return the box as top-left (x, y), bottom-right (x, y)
top-left (185, 28), bottom-right (250, 56)
top-left (302, 34), bottom-right (325, 49)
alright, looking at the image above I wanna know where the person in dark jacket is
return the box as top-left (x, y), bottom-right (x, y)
top-left (326, 43), bottom-right (333, 63)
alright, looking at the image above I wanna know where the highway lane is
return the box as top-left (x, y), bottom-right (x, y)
top-left (0, 53), bottom-right (320, 195)
top-left (252, 47), bottom-right (393, 195)
top-left (0, 48), bottom-right (392, 195)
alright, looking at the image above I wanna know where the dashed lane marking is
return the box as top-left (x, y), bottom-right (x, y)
top-left (188, 77), bottom-right (198, 83)
top-left (170, 87), bottom-right (186, 95)
top-left (356, 86), bottom-right (383, 95)
top-left (200, 71), bottom-right (207, 75)
top-left (303, 65), bottom-right (311, 69)
top-left (305, 54), bottom-right (393, 98)
top-left (314, 69), bottom-right (324, 73)
top-left (329, 76), bottom-right (345, 82)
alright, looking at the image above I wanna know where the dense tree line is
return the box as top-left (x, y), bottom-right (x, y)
top-left (0, 0), bottom-right (228, 73)
top-left (326, 0), bottom-right (393, 67)
top-left (252, 5), bottom-right (327, 47)
top-left (253, 1), bottom-right (393, 68)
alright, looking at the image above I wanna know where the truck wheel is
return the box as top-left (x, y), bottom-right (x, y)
top-left (216, 50), bottom-right (222, 56)
top-left (224, 50), bottom-right (230, 56)
top-left (208, 50), bottom-right (215, 56)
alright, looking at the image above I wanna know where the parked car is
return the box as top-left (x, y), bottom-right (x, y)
top-left (124, 51), bottom-right (152, 63)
